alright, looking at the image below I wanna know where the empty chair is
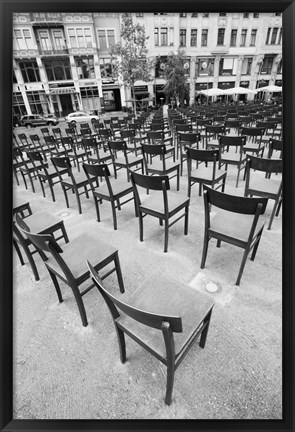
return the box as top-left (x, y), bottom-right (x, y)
top-left (13, 148), bottom-right (29, 186)
top-left (63, 136), bottom-right (90, 171)
top-left (224, 120), bottom-right (242, 136)
top-left (51, 156), bottom-right (93, 214)
top-left (146, 130), bottom-right (175, 161)
top-left (201, 185), bottom-right (268, 286)
top-left (108, 140), bottom-right (144, 182)
top-left (141, 143), bottom-right (180, 191)
top-left (40, 127), bottom-right (51, 139)
top-left (204, 124), bottom-right (227, 150)
top-left (267, 138), bottom-right (282, 159)
top-left (218, 135), bottom-right (247, 188)
top-left (15, 214), bottom-right (124, 327)
top-left (240, 127), bottom-right (266, 157)
top-left (87, 262), bottom-right (215, 406)
top-left (120, 129), bottom-right (142, 156)
top-left (52, 127), bottom-right (63, 142)
top-left (178, 132), bottom-right (201, 176)
top-left (83, 162), bottom-right (135, 230)
top-left (130, 171), bottom-right (190, 253)
top-left (186, 148), bottom-right (227, 197)
top-left (244, 155), bottom-right (282, 230)
top-left (13, 206), bottom-right (69, 281)
top-left (82, 137), bottom-right (112, 165)
top-left (18, 133), bottom-right (31, 150)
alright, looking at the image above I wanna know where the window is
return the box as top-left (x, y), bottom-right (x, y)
top-left (52, 30), bottom-right (66, 51)
top-left (192, 13), bottom-right (198, 17)
top-left (219, 58), bottom-right (237, 76)
top-left (203, 13), bottom-right (209, 17)
top-left (154, 28), bottom-right (159, 46)
top-left (75, 56), bottom-right (95, 79)
top-left (43, 58), bottom-right (72, 81)
top-left (136, 13), bottom-right (143, 17)
top-left (13, 71), bottom-right (17, 84)
top-left (230, 29), bottom-right (237, 46)
top-left (13, 93), bottom-right (27, 117)
top-left (97, 29), bottom-right (115, 49)
top-left (13, 28), bottom-right (34, 50)
top-left (19, 61), bottom-right (40, 82)
top-left (217, 28), bottom-right (225, 45)
top-left (161, 28), bottom-right (168, 46)
top-left (250, 29), bottom-right (257, 45)
top-left (26, 91), bottom-right (47, 115)
top-left (219, 13), bottom-right (226, 16)
top-left (271, 28), bottom-right (278, 44)
top-left (190, 29), bottom-right (197, 46)
top-left (68, 28), bottom-right (93, 48)
top-left (266, 28), bottom-right (271, 44)
top-left (100, 58), bottom-right (114, 78)
top-left (253, 13), bottom-right (259, 18)
top-left (80, 86), bottom-right (100, 111)
top-left (277, 58), bottom-right (282, 74)
top-left (240, 29), bottom-right (247, 46)
top-left (241, 57), bottom-right (253, 75)
top-left (261, 56), bottom-right (274, 74)
top-left (180, 29), bottom-right (186, 46)
top-left (180, 13), bottom-right (187, 17)
top-left (243, 13), bottom-right (249, 18)
top-left (278, 28), bottom-right (282, 44)
top-left (37, 30), bottom-right (52, 51)
top-left (196, 58), bottom-right (214, 76)
top-left (201, 29), bottom-right (208, 46)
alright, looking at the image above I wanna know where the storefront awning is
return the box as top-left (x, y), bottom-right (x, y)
top-left (49, 88), bottom-right (77, 95)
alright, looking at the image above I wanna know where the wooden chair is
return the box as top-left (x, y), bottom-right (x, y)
top-left (120, 129), bottom-right (142, 156)
top-left (141, 143), bottom-right (180, 191)
top-left (13, 148), bottom-right (29, 186)
top-left (13, 206), bottom-right (69, 281)
top-left (83, 162), bottom-right (135, 230)
top-left (87, 262), bottom-right (214, 405)
top-left (186, 147), bottom-right (227, 197)
top-left (178, 132), bottom-right (201, 176)
top-left (218, 135), bottom-right (247, 188)
top-left (204, 125), bottom-right (228, 150)
top-left (51, 156), bottom-right (93, 214)
top-left (244, 155), bottom-right (282, 230)
top-left (130, 171), bottom-right (190, 253)
top-left (15, 214), bottom-right (125, 327)
top-left (201, 185), bottom-right (268, 286)
top-left (146, 130), bottom-right (175, 161)
top-left (82, 137), bottom-right (112, 166)
top-left (267, 138), bottom-right (282, 159)
top-left (108, 140), bottom-right (144, 182)
top-left (240, 127), bottom-right (266, 157)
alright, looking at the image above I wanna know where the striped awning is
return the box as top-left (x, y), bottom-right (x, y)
top-left (49, 87), bottom-right (77, 95)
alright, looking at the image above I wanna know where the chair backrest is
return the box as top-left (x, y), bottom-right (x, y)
top-left (268, 138), bottom-right (282, 158)
top-left (203, 185), bottom-right (268, 215)
top-left (61, 136), bottom-right (74, 147)
top-left (44, 135), bottom-right (55, 145)
top-left (87, 261), bottom-right (182, 332)
top-left (246, 155), bottom-right (282, 174)
top-left (141, 142), bottom-right (166, 157)
top-left (120, 129), bottom-right (135, 140)
top-left (205, 125), bottom-right (226, 134)
top-left (83, 162), bottom-right (112, 194)
top-left (80, 122), bottom-right (90, 129)
top-left (29, 134), bottom-right (41, 144)
top-left (52, 128), bottom-right (62, 138)
top-left (130, 170), bottom-right (170, 192)
top-left (176, 124), bottom-right (192, 133)
top-left (186, 147), bottom-right (220, 163)
top-left (51, 156), bottom-right (72, 181)
top-left (108, 139), bottom-right (126, 153)
top-left (41, 127), bottom-right (50, 136)
top-left (80, 127), bottom-right (92, 137)
top-left (240, 127), bottom-right (266, 138)
top-left (146, 130), bottom-right (165, 143)
top-left (27, 150), bottom-right (44, 164)
top-left (224, 120), bottom-right (242, 129)
top-left (218, 135), bottom-right (246, 148)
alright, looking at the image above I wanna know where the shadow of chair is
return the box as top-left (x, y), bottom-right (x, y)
top-left (244, 155), bottom-right (282, 230)
top-left (51, 156), bottom-right (93, 214)
top-left (15, 214), bottom-right (124, 327)
top-left (200, 185), bottom-right (268, 286)
top-left (130, 171), bottom-right (190, 252)
top-left (186, 147), bottom-right (227, 197)
top-left (83, 162), bottom-right (136, 230)
top-left (87, 262), bottom-right (214, 406)
top-left (218, 135), bottom-right (247, 188)
top-left (13, 205), bottom-right (69, 281)
top-left (108, 140), bottom-right (144, 182)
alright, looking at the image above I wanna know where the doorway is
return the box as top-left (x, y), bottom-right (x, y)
top-left (59, 94), bottom-right (73, 117)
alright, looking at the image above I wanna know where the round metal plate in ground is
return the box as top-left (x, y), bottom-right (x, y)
top-left (58, 211), bottom-right (71, 218)
top-left (203, 280), bottom-right (222, 294)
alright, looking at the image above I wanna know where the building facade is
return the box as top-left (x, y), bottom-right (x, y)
top-left (12, 12), bottom-right (282, 117)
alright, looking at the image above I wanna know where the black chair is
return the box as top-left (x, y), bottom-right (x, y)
top-left (15, 214), bottom-right (124, 327)
top-left (83, 162), bottom-right (135, 230)
top-left (178, 132), bottom-right (201, 176)
top-left (218, 135), bottom-right (247, 188)
top-left (186, 148), bottom-right (227, 197)
top-left (201, 185), bottom-right (268, 286)
top-left (244, 155), bottom-right (282, 230)
top-left (82, 137), bottom-right (112, 166)
top-left (87, 261), bottom-right (214, 406)
top-left (240, 127), bottom-right (266, 157)
top-left (108, 140), bottom-right (144, 182)
top-left (267, 138), bottom-right (282, 159)
top-left (130, 171), bottom-right (190, 253)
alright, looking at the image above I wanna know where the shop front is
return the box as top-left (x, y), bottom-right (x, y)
top-left (102, 83), bottom-right (122, 112)
top-left (48, 83), bottom-right (79, 117)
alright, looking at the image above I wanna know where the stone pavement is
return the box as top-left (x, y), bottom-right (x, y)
top-left (13, 119), bottom-right (282, 420)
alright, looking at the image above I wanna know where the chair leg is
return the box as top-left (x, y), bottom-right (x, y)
top-left (74, 189), bottom-right (82, 214)
top-left (250, 230), bottom-right (263, 261)
top-left (176, 167), bottom-right (180, 191)
top-left (184, 204), bottom-right (189, 235)
top-left (165, 350), bottom-right (176, 406)
top-left (69, 281), bottom-right (88, 327)
top-left (20, 171), bottom-right (28, 190)
top-left (139, 211), bottom-right (144, 242)
top-left (61, 186), bottom-right (70, 208)
top-left (200, 232), bottom-right (209, 269)
top-left (28, 172), bottom-right (36, 193)
top-left (13, 238), bottom-right (25, 265)
top-left (48, 271), bottom-right (64, 304)
top-left (267, 201), bottom-right (279, 230)
top-left (48, 180), bottom-right (56, 202)
top-left (235, 248), bottom-right (250, 286)
top-left (13, 169), bottom-right (20, 186)
top-left (38, 177), bottom-right (46, 198)
top-left (164, 218), bottom-right (169, 253)
top-left (114, 251), bottom-right (125, 293)
top-left (94, 197), bottom-right (101, 222)
top-left (111, 201), bottom-right (118, 231)
top-left (199, 308), bottom-right (213, 348)
top-left (115, 325), bottom-right (126, 363)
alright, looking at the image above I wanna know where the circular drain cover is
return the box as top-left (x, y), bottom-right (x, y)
top-left (59, 212), bottom-right (71, 217)
top-left (204, 281), bottom-right (222, 294)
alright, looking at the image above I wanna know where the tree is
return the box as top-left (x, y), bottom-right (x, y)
top-left (162, 49), bottom-right (190, 107)
top-left (110, 13), bottom-right (153, 115)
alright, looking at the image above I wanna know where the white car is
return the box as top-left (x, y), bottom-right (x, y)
top-left (65, 111), bottom-right (100, 124)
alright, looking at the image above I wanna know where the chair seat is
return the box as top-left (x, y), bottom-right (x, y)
top-left (140, 191), bottom-right (189, 215)
top-left (147, 159), bottom-right (179, 173)
top-left (248, 174), bottom-right (282, 196)
top-left (116, 155), bottom-right (144, 165)
top-left (243, 143), bottom-right (264, 152)
top-left (210, 208), bottom-right (265, 242)
top-left (220, 151), bottom-right (246, 164)
top-left (190, 166), bottom-right (226, 181)
top-left (95, 179), bottom-right (133, 198)
top-left (25, 211), bottom-right (64, 234)
top-left (116, 273), bottom-right (214, 358)
top-left (46, 232), bottom-right (117, 282)
top-left (61, 171), bottom-right (89, 187)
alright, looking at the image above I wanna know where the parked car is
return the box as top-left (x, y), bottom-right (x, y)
top-left (13, 115), bottom-right (21, 127)
top-left (65, 111), bottom-right (100, 125)
top-left (20, 114), bottom-right (59, 128)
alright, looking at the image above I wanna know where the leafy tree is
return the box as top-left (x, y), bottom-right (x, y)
top-left (162, 49), bottom-right (190, 107)
top-left (110, 13), bottom-right (153, 115)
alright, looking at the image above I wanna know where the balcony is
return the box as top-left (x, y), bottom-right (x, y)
top-left (30, 13), bottom-right (63, 25)
top-left (38, 48), bottom-right (69, 56)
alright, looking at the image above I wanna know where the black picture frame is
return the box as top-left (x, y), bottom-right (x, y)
top-left (1, 1), bottom-right (294, 432)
